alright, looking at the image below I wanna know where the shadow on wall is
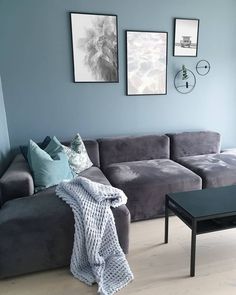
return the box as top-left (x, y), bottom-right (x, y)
top-left (0, 150), bottom-right (11, 177)
top-left (0, 75), bottom-right (11, 177)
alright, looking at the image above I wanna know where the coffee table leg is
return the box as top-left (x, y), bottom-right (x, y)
top-left (190, 220), bottom-right (197, 277)
top-left (165, 196), bottom-right (169, 244)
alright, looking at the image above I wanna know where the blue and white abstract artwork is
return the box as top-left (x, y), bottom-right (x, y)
top-left (126, 31), bottom-right (167, 95)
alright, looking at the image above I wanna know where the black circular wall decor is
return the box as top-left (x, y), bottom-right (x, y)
top-left (196, 60), bottom-right (211, 76)
top-left (174, 68), bottom-right (196, 94)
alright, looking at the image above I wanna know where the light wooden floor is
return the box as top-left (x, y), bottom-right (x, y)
top-left (2, 217), bottom-right (236, 295)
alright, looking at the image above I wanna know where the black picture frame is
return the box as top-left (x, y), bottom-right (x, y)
top-left (126, 30), bottom-right (168, 96)
top-left (70, 12), bottom-right (119, 83)
top-left (173, 18), bottom-right (200, 57)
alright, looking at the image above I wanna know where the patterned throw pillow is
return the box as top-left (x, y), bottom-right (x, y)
top-left (63, 133), bottom-right (93, 174)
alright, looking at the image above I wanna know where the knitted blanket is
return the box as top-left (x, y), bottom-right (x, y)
top-left (56, 177), bottom-right (134, 295)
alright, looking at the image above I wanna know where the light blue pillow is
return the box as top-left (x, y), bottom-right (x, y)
top-left (44, 136), bottom-right (64, 158)
top-left (28, 139), bottom-right (73, 192)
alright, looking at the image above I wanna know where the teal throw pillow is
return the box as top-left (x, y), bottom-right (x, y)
top-left (28, 139), bottom-right (73, 192)
top-left (20, 136), bottom-right (51, 161)
top-left (27, 136), bottom-right (63, 168)
top-left (44, 136), bottom-right (64, 158)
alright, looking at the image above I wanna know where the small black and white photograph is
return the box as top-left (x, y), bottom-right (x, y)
top-left (174, 18), bottom-right (199, 57)
top-left (126, 30), bottom-right (168, 96)
top-left (70, 12), bottom-right (118, 83)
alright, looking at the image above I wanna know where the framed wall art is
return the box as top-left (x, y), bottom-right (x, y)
top-left (126, 30), bottom-right (168, 96)
top-left (173, 18), bottom-right (199, 57)
top-left (70, 12), bottom-right (119, 83)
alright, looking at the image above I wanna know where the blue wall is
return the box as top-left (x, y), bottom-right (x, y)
top-left (0, 76), bottom-right (10, 176)
top-left (0, 0), bottom-right (236, 148)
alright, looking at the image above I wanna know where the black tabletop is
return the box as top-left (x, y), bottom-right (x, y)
top-left (167, 185), bottom-right (236, 218)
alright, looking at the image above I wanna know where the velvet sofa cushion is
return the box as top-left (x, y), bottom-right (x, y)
top-left (167, 131), bottom-right (221, 160)
top-left (177, 153), bottom-right (236, 189)
top-left (0, 154), bottom-right (34, 203)
top-left (0, 186), bottom-right (74, 279)
top-left (0, 166), bottom-right (130, 279)
top-left (104, 159), bottom-right (202, 221)
top-left (98, 134), bottom-right (170, 169)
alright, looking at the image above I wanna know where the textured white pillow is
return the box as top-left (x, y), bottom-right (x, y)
top-left (63, 134), bottom-right (93, 174)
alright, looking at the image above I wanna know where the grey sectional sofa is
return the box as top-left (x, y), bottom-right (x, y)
top-left (1, 130), bottom-right (236, 279)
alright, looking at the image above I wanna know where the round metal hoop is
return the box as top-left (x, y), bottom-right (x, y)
top-left (174, 69), bottom-right (196, 94)
top-left (196, 60), bottom-right (211, 76)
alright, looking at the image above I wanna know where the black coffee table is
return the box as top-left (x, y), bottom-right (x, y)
top-left (165, 185), bottom-right (236, 277)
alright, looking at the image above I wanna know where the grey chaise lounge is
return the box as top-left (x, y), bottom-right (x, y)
top-left (0, 140), bottom-right (130, 279)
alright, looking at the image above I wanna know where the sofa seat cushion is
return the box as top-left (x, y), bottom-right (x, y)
top-left (0, 186), bottom-right (74, 279)
top-left (0, 167), bottom-right (130, 278)
top-left (104, 159), bottom-right (202, 221)
top-left (78, 166), bottom-right (110, 185)
top-left (177, 153), bottom-right (236, 189)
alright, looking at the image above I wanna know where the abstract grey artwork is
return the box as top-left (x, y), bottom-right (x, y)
top-left (126, 31), bottom-right (168, 96)
top-left (174, 18), bottom-right (199, 57)
top-left (70, 13), bottom-right (118, 83)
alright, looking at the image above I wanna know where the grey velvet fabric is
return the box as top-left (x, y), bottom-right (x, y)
top-left (167, 131), bottom-right (221, 160)
top-left (0, 166), bottom-right (130, 279)
top-left (104, 159), bottom-right (202, 221)
top-left (177, 153), bottom-right (236, 189)
top-left (0, 154), bottom-right (34, 203)
top-left (0, 187), bottom-right (74, 279)
top-left (83, 140), bottom-right (100, 167)
top-left (98, 135), bottom-right (170, 169)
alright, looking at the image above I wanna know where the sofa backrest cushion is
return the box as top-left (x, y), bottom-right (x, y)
top-left (63, 139), bottom-right (100, 168)
top-left (0, 154), bottom-right (34, 203)
top-left (98, 135), bottom-right (170, 168)
top-left (83, 140), bottom-right (100, 168)
top-left (167, 131), bottom-right (221, 159)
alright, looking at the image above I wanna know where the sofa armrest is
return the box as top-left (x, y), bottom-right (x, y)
top-left (112, 205), bottom-right (130, 254)
top-left (0, 154), bottom-right (34, 204)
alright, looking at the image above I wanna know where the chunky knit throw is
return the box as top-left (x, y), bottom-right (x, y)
top-left (56, 177), bottom-right (134, 295)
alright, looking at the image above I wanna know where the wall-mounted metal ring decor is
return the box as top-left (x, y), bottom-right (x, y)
top-left (174, 69), bottom-right (196, 94)
top-left (196, 60), bottom-right (211, 76)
